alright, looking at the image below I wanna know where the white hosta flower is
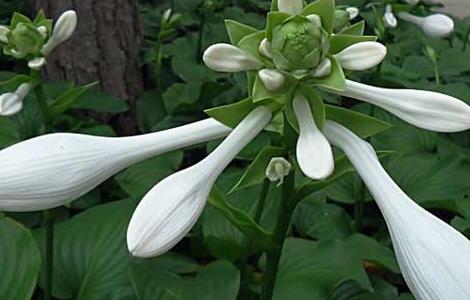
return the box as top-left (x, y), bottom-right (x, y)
top-left (306, 14), bottom-right (322, 27)
top-left (0, 119), bottom-right (231, 212)
top-left (383, 5), bottom-right (398, 28)
top-left (0, 25), bottom-right (9, 43)
top-left (339, 80), bottom-right (470, 132)
top-left (28, 57), bottom-right (46, 70)
top-left (0, 83), bottom-right (31, 116)
top-left (346, 7), bottom-right (359, 20)
top-left (203, 43), bottom-right (262, 72)
top-left (313, 58), bottom-right (332, 78)
top-left (258, 69), bottom-right (285, 92)
top-left (277, 0), bottom-right (303, 15)
top-left (42, 10), bottom-right (78, 56)
top-left (324, 120), bottom-right (470, 300)
top-left (293, 95), bottom-right (334, 180)
top-left (398, 12), bottom-right (454, 38)
top-left (266, 157), bottom-right (292, 186)
top-left (259, 38), bottom-right (272, 59)
top-left (127, 106), bottom-right (272, 257)
top-left (334, 42), bottom-right (387, 71)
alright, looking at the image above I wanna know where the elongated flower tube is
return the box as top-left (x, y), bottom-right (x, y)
top-left (324, 121), bottom-right (470, 300)
top-left (335, 80), bottom-right (470, 132)
top-left (203, 44), bottom-right (262, 72)
top-left (334, 42), bottom-right (387, 71)
top-left (278, 0), bottom-right (303, 15)
top-left (41, 10), bottom-right (77, 56)
top-left (0, 83), bottom-right (31, 116)
top-left (127, 106), bottom-right (272, 257)
top-left (0, 119), bottom-right (231, 212)
top-left (397, 12), bottom-right (454, 38)
top-left (293, 95), bottom-right (334, 180)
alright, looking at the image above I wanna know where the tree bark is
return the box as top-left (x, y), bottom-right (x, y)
top-left (32, 0), bottom-right (145, 135)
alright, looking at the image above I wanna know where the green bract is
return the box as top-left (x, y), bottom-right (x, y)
top-left (7, 23), bottom-right (44, 58)
top-left (271, 15), bottom-right (329, 71)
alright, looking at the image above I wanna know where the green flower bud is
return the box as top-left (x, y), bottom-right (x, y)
top-left (333, 10), bottom-right (350, 31)
top-left (271, 15), bottom-right (329, 72)
top-left (9, 23), bottom-right (44, 57)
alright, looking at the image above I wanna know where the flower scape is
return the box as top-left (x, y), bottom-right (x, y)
top-left (1, 1), bottom-right (470, 299)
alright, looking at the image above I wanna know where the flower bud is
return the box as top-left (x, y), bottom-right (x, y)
top-left (306, 14), bottom-right (322, 27)
top-left (266, 157), bottom-right (292, 186)
top-left (259, 38), bottom-right (272, 59)
top-left (258, 69), bottom-right (285, 92)
top-left (404, 0), bottom-right (420, 4)
top-left (421, 14), bottom-right (454, 38)
top-left (0, 26), bottom-right (9, 43)
top-left (0, 83), bottom-right (30, 116)
top-left (203, 43), bottom-right (262, 72)
top-left (277, 0), bottom-right (303, 15)
top-left (162, 9), bottom-right (172, 24)
top-left (333, 10), bottom-right (350, 31)
top-left (36, 25), bottom-right (48, 39)
top-left (28, 57), bottom-right (46, 70)
top-left (346, 7), bottom-right (359, 20)
top-left (312, 58), bottom-right (331, 78)
top-left (383, 5), bottom-right (397, 28)
top-left (42, 10), bottom-right (77, 55)
top-left (9, 23), bottom-right (44, 57)
top-left (334, 42), bottom-right (387, 71)
top-left (271, 16), bottom-right (329, 71)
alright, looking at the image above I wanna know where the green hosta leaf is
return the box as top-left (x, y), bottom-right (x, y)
top-left (301, 0), bottom-right (335, 34)
top-left (237, 30), bottom-right (267, 62)
top-left (163, 82), bottom-right (202, 114)
top-left (115, 151), bottom-right (183, 200)
top-left (32, 10), bottom-right (52, 33)
top-left (208, 187), bottom-right (274, 251)
top-left (205, 98), bottom-right (255, 128)
top-left (338, 21), bottom-right (365, 36)
top-left (332, 276), bottom-right (400, 300)
top-left (0, 74), bottom-right (30, 92)
top-left (345, 234), bottom-right (400, 274)
top-left (230, 146), bottom-right (285, 192)
top-left (273, 238), bottom-right (372, 299)
top-left (225, 19), bottom-right (258, 45)
top-left (325, 105), bottom-right (391, 138)
top-left (329, 34), bottom-right (377, 54)
top-left (0, 217), bottom-right (41, 300)
top-left (266, 12), bottom-right (291, 41)
top-left (0, 116), bottom-right (20, 148)
top-left (49, 82), bottom-right (98, 117)
top-left (33, 200), bottom-right (135, 300)
top-left (72, 90), bottom-right (129, 114)
top-left (310, 56), bottom-right (346, 92)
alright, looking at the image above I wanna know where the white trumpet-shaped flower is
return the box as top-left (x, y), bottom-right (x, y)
top-left (0, 83), bottom-right (31, 116)
top-left (0, 119), bottom-right (231, 212)
top-left (277, 0), bottom-right (303, 15)
top-left (397, 12), bottom-right (454, 38)
top-left (334, 42), bottom-right (387, 71)
top-left (258, 69), bottom-right (285, 92)
top-left (0, 25), bottom-right (9, 43)
top-left (203, 43), bottom-right (262, 73)
top-left (324, 121), bottom-right (470, 300)
top-left (293, 95), bottom-right (334, 180)
top-left (266, 157), bottom-right (292, 186)
top-left (383, 5), bottom-right (398, 28)
top-left (127, 106), bottom-right (272, 257)
top-left (42, 10), bottom-right (78, 56)
top-left (336, 80), bottom-right (470, 132)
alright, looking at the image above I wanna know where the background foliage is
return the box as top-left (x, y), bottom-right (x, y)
top-left (1, 0), bottom-right (470, 299)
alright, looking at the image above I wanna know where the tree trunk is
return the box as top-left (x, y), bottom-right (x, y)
top-left (32, 0), bottom-right (145, 135)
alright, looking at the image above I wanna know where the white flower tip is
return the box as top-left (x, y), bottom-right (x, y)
top-left (422, 14), bottom-right (454, 38)
top-left (383, 12), bottom-right (398, 28)
top-left (37, 25), bottom-right (48, 39)
top-left (0, 25), bottom-right (10, 43)
top-left (404, 0), bottom-right (420, 4)
top-left (346, 7), bottom-right (359, 20)
top-left (28, 57), bottom-right (47, 70)
top-left (313, 58), bottom-right (332, 78)
top-left (0, 92), bottom-right (23, 116)
top-left (203, 43), bottom-right (262, 72)
top-left (277, 0), bottom-right (303, 15)
top-left (53, 10), bottom-right (77, 44)
top-left (258, 69), bottom-right (285, 92)
top-left (259, 38), bottom-right (272, 59)
top-left (335, 41), bottom-right (387, 71)
top-left (306, 14), bottom-right (322, 27)
top-left (266, 157), bottom-right (292, 186)
top-left (163, 9), bottom-right (172, 23)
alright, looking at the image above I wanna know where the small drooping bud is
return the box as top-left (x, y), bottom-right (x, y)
top-left (333, 10), bottom-right (350, 31)
top-left (266, 157), bottom-right (292, 186)
top-left (313, 58), bottom-right (331, 78)
top-left (383, 5), bottom-right (397, 28)
top-left (306, 14), bottom-right (322, 27)
top-left (258, 69), bottom-right (285, 92)
top-left (42, 10), bottom-right (77, 56)
top-left (0, 83), bottom-right (31, 116)
top-left (0, 26), bottom-right (9, 43)
top-left (346, 7), bottom-right (359, 20)
top-left (28, 57), bottom-right (46, 70)
top-left (259, 38), bottom-right (272, 59)
top-left (36, 25), bottom-right (48, 39)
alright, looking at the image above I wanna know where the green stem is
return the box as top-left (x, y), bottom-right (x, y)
top-left (254, 180), bottom-right (270, 223)
top-left (353, 175), bottom-right (365, 232)
top-left (463, 24), bottom-right (470, 52)
top-left (33, 83), bottom-right (50, 123)
top-left (260, 173), bottom-right (295, 300)
top-left (433, 62), bottom-right (441, 86)
top-left (43, 210), bottom-right (54, 300)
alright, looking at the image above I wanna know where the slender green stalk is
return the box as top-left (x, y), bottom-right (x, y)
top-left (353, 175), bottom-right (365, 232)
top-left (260, 173), bottom-right (295, 300)
top-left (433, 63), bottom-right (441, 86)
top-left (463, 24), bottom-right (470, 52)
top-left (43, 210), bottom-right (55, 300)
top-left (255, 180), bottom-right (270, 223)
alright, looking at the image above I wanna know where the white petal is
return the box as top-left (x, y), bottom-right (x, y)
top-left (265, 157), bottom-right (291, 186)
top-left (0, 119), bottom-right (231, 212)
top-left (258, 69), bottom-right (285, 92)
top-left (346, 7), bottom-right (359, 20)
top-left (383, 12), bottom-right (398, 28)
top-left (324, 121), bottom-right (470, 300)
top-left (42, 10), bottom-right (77, 55)
top-left (259, 38), bottom-right (272, 59)
top-left (339, 80), bottom-right (470, 132)
top-left (28, 57), bottom-right (47, 70)
top-left (203, 43), bottom-right (262, 72)
top-left (334, 42), bottom-right (387, 71)
top-left (313, 58), bottom-right (332, 78)
top-left (37, 26), bottom-right (48, 39)
top-left (127, 107), bottom-right (271, 257)
top-left (0, 25), bottom-right (9, 43)
top-left (293, 95), bottom-right (334, 180)
top-left (277, 0), bottom-right (303, 15)
top-left (0, 93), bottom-right (23, 116)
